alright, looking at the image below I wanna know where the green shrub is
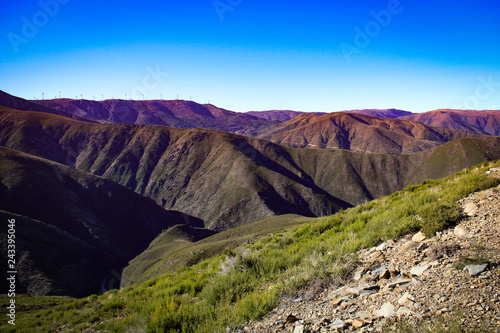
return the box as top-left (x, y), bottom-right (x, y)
top-left (419, 202), bottom-right (461, 238)
top-left (477, 177), bottom-right (500, 191)
top-left (454, 256), bottom-right (490, 270)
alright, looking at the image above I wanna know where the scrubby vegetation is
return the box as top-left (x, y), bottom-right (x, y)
top-left (1, 161), bottom-right (499, 333)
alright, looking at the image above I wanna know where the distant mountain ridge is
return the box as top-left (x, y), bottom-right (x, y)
top-left (24, 92), bottom-right (500, 140)
top-left (258, 112), bottom-right (481, 153)
top-left (0, 90), bottom-right (91, 122)
top-left (246, 110), bottom-right (326, 121)
top-left (402, 109), bottom-right (500, 136)
top-left (344, 108), bottom-right (413, 118)
top-left (33, 98), bottom-right (279, 136)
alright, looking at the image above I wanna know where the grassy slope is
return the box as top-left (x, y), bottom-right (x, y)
top-left (121, 214), bottom-right (314, 287)
top-left (2, 160), bottom-right (499, 333)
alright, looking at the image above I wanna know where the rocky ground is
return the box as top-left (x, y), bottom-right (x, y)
top-left (242, 175), bottom-right (500, 332)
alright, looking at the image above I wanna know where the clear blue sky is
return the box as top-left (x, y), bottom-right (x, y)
top-left (1, 0), bottom-right (499, 112)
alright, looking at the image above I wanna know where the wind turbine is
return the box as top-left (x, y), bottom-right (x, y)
top-left (42, 92), bottom-right (44, 100)
top-left (160, 93), bottom-right (162, 100)
top-left (141, 93), bottom-right (144, 100)
top-left (81, 94), bottom-right (83, 100)
top-left (101, 94), bottom-right (104, 101)
top-left (125, 93), bottom-right (127, 100)
top-left (58, 91), bottom-right (61, 98)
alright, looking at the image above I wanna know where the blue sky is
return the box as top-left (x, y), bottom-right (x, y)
top-left (1, 0), bottom-right (499, 112)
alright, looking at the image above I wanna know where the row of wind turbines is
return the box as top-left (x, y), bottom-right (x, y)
top-left (33, 92), bottom-right (199, 102)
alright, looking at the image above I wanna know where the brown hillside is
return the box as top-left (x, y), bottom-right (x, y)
top-left (259, 112), bottom-right (481, 153)
top-left (402, 109), bottom-right (500, 136)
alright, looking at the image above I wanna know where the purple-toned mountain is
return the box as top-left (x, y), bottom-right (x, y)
top-left (245, 110), bottom-right (325, 121)
top-left (0, 90), bottom-right (90, 122)
top-left (345, 108), bottom-right (413, 118)
top-left (402, 109), bottom-right (500, 136)
top-left (245, 109), bottom-right (410, 121)
top-left (33, 98), bottom-right (278, 135)
top-left (258, 112), bottom-right (481, 154)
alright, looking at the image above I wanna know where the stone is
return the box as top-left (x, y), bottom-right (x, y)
top-left (377, 302), bottom-right (396, 318)
top-left (293, 324), bottom-right (304, 333)
top-left (375, 242), bottom-right (389, 251)
top-left (398, 292), bottom-right (415, 305)
top-left (388, 263), bottom-right (399, 276)
top-left (410, 265), bottom-right (429, 276)
top-left (353, 318), bottom-right (364, 328)
top-left (285, 314), bottom-right (297, 324)
top-left (360, 284), bottom-right (380, 291)
top-left (379, 268), bottom-right (391, 280)
top-left (454, 225), bottom-right (467, 237)
top-left (356, 311), bottom-right (372, 320)
top-left (399, 241), bottom-right (418, 254)
top-left (331, 298), bottom-right (343, 307)
top-left (372, 265), bottom-right (388, 276)
top-left (353, 267), bottom-right (366, 281)
top-left (386, 279), bottom-right (412, 289)
top-left (346, 287), bottom-right (360, 296)
top-left (396, 306), bottom-right (413, 317)
top-left (359, 289), bottom-right (377, 297)
top-left (464, 202), bottom-right (478, 216)
top-left (463, 264), bottom-right (488, 276)
top-left (330, 319), bottom-right (347, 329)
top-left (412, 231), bottom-right (426, 242)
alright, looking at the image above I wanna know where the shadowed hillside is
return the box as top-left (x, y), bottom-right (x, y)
top-left (0, 147), bottom-right (202, 297)
top-left (258, 112), bottom-right (481, 153)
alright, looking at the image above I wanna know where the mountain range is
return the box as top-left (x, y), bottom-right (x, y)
top-left (1, 90), bottom-right (500, 297)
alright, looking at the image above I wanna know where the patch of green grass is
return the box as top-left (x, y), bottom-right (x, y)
top-left (4, 160), bottom-right (500, 333)
top-left (454, 256), bottom-right (490, 270)
top-left (122, 214), bottom-right (314, 286)
top-left (419, 202), bottom-right (461, 238)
